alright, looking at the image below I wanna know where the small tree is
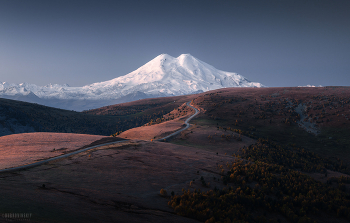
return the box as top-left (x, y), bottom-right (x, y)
top-left (160, 188), bottom-right (167, 196)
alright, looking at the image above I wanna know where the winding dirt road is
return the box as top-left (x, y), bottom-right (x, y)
top-left (0, 101), bottom-right (199, 173)
top-left (157, 101), bottom-right (199, 141)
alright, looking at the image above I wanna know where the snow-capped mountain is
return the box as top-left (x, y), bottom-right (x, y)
top-left (0, 54), bottom-right (264, 111)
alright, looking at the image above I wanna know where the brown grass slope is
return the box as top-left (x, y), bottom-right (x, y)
top-left (0, 132), bottom-right (106, 170)
top-left (191, 87), bottom-right (350, 164)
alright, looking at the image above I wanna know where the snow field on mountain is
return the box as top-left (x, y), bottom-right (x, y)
top-left (0, 54), bottom-right (263, 102)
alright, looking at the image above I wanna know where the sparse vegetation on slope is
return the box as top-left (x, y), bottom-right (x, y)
top-left (192, 87), bottom-right (350, 163)
top-left (168, 87), bottom-right (350, 223)
top-left (169, 138), bottom-right (350, 222)
top-left (170, 159), bottom-right (350, 223)
top-left (237, 138), bottom-right (349, 175)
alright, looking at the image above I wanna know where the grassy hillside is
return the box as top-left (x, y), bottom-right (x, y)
top-left (84, 94), bottom-right (196, 134)
top-left (191, 86), bottom-right (350, 164)
top-left (1, 87), bottom-right (350, 223)
top-left (166, 87), bottom-right (350, 223)
top-left (0, 95), bottom-right (194, 137)
top-left (0, 98), bottom-right (121, 136)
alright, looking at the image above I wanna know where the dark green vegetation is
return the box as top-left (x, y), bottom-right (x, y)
top-left (0, 96), bottom-right (190, 136)
top-left (169, 87), bottom-right (350, 223)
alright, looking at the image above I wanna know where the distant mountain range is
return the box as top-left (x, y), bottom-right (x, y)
top-left (0, 54), bottom-right (264, 111)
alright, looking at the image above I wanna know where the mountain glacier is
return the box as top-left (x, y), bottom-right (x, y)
top-left (0, 54), bottom-right (264, 111)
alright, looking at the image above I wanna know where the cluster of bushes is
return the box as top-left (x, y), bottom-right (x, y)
top-left (307, 95), bottom-right (350, 124)
top-left (237, 138), bottom-right (349, 174)
top-left (169, 160), bottom-right (350, 223)
top-left (327, 175), bottom-right (350, 184)
top-left (169, 136), bottom-right (350, 222)
top-left (327, 176), bottom-right (350, 192)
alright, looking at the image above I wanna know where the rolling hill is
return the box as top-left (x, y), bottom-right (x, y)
top-left (0, 95), bottom-right (191, 137)
top-left (1, 86), bottom-right (350, 223)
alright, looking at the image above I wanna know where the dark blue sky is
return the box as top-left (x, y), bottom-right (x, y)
top-left (1, 0), bottom-right (349, 87)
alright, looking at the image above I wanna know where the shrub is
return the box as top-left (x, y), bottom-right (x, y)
top-left (160, 188), bottom-right (167, 196)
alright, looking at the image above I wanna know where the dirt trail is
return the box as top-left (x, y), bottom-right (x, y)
top-left (118, 101), bottom-right (199, 141)
top-left (0, 101), bottom-right (199, 172)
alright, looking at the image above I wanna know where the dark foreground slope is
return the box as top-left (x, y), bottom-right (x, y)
top-left (0, 95), bottom-right (193, 137)
top-left (0, 97), bottom-right (121, 136)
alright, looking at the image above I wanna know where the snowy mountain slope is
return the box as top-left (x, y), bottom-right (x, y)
top-left (0, 54), bottom-right (264, 110)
